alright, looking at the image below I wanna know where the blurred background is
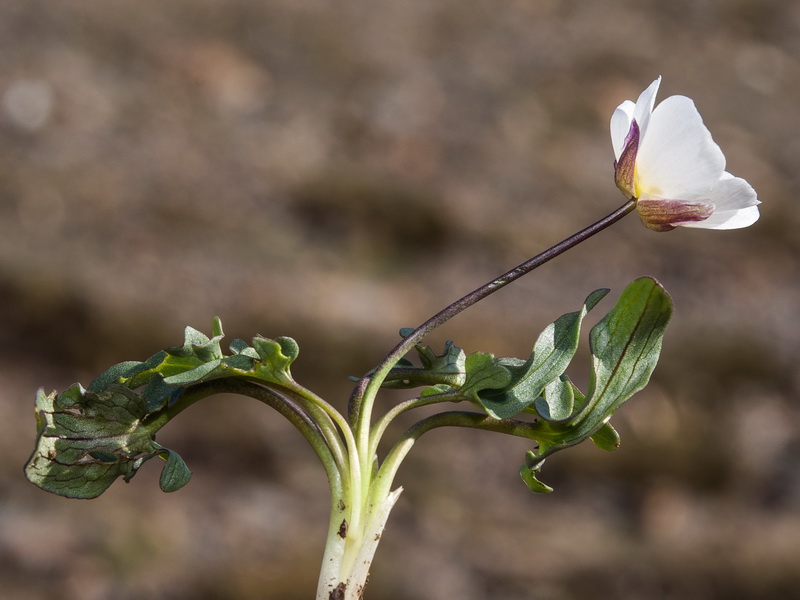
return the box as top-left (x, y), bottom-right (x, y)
top-left (2, 0), bottom-right (799, 598)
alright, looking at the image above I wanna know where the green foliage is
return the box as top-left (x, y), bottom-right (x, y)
top-left (373, 334), bottom-right (466, 390)
top-left (376, 278), bottom-right (671, 493)
top-left (24, 318), bottom-right (303, 499)
top-left (467, 288), bottom-right (609, 419)
top-left (380, 289), bottom-right (609, 418)
top-left (24, 384), bottom-right (187, 498)
top-left (158, 449), bottom-right (193, 493)
top-left (24, 278), bottom-right (672, 501)
top-left (520, 277), bottom-right (672, 492)
top-left (519, 452), bottom-right (553, 494)
top-left (90, 319), bottom-right (301, 411)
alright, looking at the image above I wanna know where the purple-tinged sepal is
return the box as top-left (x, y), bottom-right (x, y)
top-left (613, 120), bottom-right (639, 199)
top-left (635, 199), bottom-right (714, 232)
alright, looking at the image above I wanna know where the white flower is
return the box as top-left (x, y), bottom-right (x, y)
top-left (611, 77), bottom-right (760, 231)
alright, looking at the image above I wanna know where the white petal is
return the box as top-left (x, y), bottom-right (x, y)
top-left (680, 204), bottom-right (760, 229)
top-left (632, 76), bottom-right (661, 139)
top-left (635, 95), bottom-right (726, 199)
top-left (610, 101), bottom-right (634, 160)
top-left (680, 174), bottom-right (760, 229)
top-left (710, 173), bottom-right (759, 211)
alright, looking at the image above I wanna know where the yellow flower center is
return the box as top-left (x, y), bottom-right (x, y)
top-left (633, 167), bottom-right (662, 199)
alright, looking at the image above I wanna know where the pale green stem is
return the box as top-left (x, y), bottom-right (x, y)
top-left (157, 379), bottom-right (344, 495)
top-left (370, 411), bottom-right (543, 510)
top-left (368, 392), bottom-right (459, 462)
top-left (279, 379), bottom-right (365, 541)
top-left (260, 380), bottom-right (349, 478)
top-left (156, 379), bottom-right (356, 599)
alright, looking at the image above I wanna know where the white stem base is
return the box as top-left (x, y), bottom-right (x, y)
top-left (317, 487), bottom-right (403, 600)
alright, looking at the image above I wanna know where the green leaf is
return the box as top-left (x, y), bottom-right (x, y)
top-left (515, 278), bottom-right (672, 493)
top-left (115, 349), bottom-right (203, 391)
top-left (24, 318), bottom-right (308, 501)
top-left (163, 359), bottom-right (223, 385)
top-left (590, 421), bottom-right (620, 451)
top-left (419, 384), bottom-right (454, 397)
top-left (229, 338), bottom-right (254, 355)
top-left (24, 385), bottom-right (184, 499)
top-left (459, 352), bottom-right (513, 409)
top-left (519, 451), bottom-right (553, 494)
top-left (222, 353), bottom-right (259, 370)
top-left (584, 277), bottom-right (672, 420)
top-left (530, 277), bottom-right (673, 458)
top-left (87, 320), bottom-right (302, 393)
top-left (141, 376), bottom-right (183, 412)
top-left (111, 322), bottom-right (227, 391)
top-left (379, 337), bottom-right (467, 389)
top-left (471, 289), bottom-right (608, 419)
top-left (158, 448), bottom-right (192, 492)
top-left (155, 351), bottom-right (211, 379)
top-left (250, 336), bottom-right (299, 384)
top-left (534, 375), bottom-right (574, 421)
top-left (211, 316), bottom-right (224, 338)
top-left (87, 361), bottom-right (145, 394)
top-left (121, 351), bottom-right (169, 389)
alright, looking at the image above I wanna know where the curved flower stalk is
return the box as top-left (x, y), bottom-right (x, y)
top-left (612, 76), bottom-right (760, 231)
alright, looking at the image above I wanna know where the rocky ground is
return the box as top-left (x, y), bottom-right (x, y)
top-left (2, 1), bottom-right (800, 599)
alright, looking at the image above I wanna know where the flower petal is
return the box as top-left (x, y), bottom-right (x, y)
top-left (635, 95), bottom-right (726, 199)
top-left (680, 174), bottom-right (760, 229)
top-left (610, 100), bottom-right (634, 160)
top-left (680, 205), bottom-right (760, 230)
top-left (610, 77), bottom-right (660, 160)
top-left (712, 172), bottom-right (760, 211)
top-left (632, 76), bottom-right (661, 139)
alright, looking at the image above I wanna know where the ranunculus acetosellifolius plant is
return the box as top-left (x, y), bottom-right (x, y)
top-left (611, 77), bottom-right (760, 231)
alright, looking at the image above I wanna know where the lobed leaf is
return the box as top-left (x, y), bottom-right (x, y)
top-left (373, 334), bottom-right (467, 390)
top-left (24, 318), bottom-right (305, 499)
top-left (24, 385), bottom-right (185, 499)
